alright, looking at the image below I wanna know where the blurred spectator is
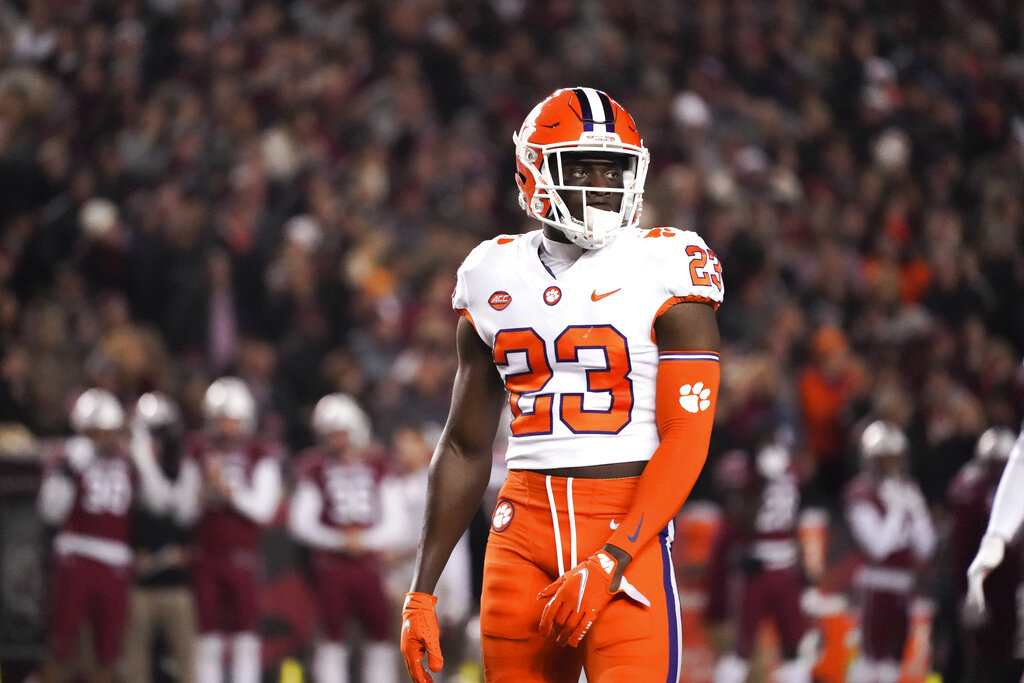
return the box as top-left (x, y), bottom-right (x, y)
top-left (798, 326), bottom-right (867, 503)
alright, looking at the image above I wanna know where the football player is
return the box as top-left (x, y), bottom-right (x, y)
top-left (288, 393), bottom-right (398, 683)
top-left (38, 388), bottom-right (170, 683)
top-left (401, 87), bottom-right (723, 682)
top-left (957, 426), bottom-right (1024, 682)
top-left (843, 421), bottom-right (935, 683)
top-left (706, 446), bottom-right (811, 683)
top-left (178, 377), bottom-right (283, 683)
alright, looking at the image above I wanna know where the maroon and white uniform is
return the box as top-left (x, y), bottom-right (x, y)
top-left (843, 473), bottom-right (935, 663)
top-left (182, 432), bottom-right (283, 634)
top-left (37, 436), bottom-right (166, 664)
top-left (288, 448), bottom-right (394, 641)
top-left (949, 461), bottom-right (1023, 669)
top-left (706, 466), bottom-right (806, 659)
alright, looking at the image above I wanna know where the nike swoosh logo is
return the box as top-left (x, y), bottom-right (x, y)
top-left (627, 514), bottom-right (643, 543)
top-left (576, 569), bottom-right (588, 612)
top-left (403, 619), bottom-right (411, 632)
top-left (609, 519), bottom-right (620, 530)
top-left (591, 288), bottom-right (621, 302)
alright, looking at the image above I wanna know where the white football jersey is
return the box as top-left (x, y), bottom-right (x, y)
top-left (453, 227), bottom-right (724, 470)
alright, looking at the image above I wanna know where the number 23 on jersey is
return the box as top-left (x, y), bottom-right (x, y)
top-left (493, 325), bottom-right (633, 437)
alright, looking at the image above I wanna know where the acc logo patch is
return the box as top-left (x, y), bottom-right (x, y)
top-left (543, 286), bottom-right (562, 306)
top-left (491, 499), bottom-right (515, 532)
top-left (489, 291), bottom-right (512, 310)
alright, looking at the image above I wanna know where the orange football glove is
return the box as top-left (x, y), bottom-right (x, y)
top-left (537, 549), bottom-right (647, 647)
top-left (401, 592), bottom-right (443, 682)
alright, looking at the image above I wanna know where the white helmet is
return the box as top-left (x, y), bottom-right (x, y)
top-left (756, 444), bottom-right (791, 479)
top-left (312, 393), bottom-right (371, 449)
top-left (203, 377), bottom-right (257, 434)
top-left (134, 391), bottom-right (181, 431)
top-left (70, 388), bottom-right (125, 432)
top-left (975, 426), bottom-right (1016, 463)
top-left (860, 420), bottom-right (908, 463)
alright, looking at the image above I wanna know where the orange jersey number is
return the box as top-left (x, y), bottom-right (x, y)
top-left (493, 328), bottom-right (554, 436)
top-left (494, 325), bottom-right (633, 436)
top-left (685, 245), bottom-right (723, 290)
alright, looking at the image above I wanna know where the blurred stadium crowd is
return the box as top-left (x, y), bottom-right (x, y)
top-left (0, 0), bottom-right (1023, 681)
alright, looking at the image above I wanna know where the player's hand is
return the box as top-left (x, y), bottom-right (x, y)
top-left (538, 549), bottom-right (633, 647)
top-left (401, 592), bottom-right (443, 682)
top-left (966, 534), bottom-right (1005, 619)
top-left (900, 481), bottom-right (928, 518)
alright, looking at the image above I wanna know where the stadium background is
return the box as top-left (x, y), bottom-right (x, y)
top-left (0, 0), bottom-right (1022, 681)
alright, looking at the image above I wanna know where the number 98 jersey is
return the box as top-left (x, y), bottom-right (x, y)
top-left (453, 227), bottom-right (724, 470)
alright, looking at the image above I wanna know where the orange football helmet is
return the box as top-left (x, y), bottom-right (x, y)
top-left (513, 87), bottom-right (649, 249)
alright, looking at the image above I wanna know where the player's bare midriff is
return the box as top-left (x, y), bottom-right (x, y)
top-left (522, 460), bottom-right (647, 479)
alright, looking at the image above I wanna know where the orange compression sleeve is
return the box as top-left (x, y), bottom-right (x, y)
top-left (605, 352), bottom-right (719, 557)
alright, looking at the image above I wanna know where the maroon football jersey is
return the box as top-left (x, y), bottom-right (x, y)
top-left (52, 442), bottom-right (137, 544)
top-left (187, 432), bottom-right (283, 555)
top-left (294, 448), bottom-right (390, 531)
top-left (949, 462), bottom-right (1022, 594)
top-left (843, 473), bottom-right (917, 570)
top-left (749, 469), bottom-right (801, 544)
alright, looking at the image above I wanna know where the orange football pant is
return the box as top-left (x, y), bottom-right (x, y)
top-left (480, 469), bottom-right (682, 683)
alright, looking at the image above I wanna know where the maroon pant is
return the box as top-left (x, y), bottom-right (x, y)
top-left (192, 551), bottom-right (260, 633)
top-left (858, 587), bottom-right (909, 661)
top-left (736, 566), bottom-right (807, 658)
top-left (311, 552), bottom-right (391, 641)
top-left (50, 555), bottom-right (130, 665)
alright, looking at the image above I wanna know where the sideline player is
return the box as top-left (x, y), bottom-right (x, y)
top-left (966, 424), bottom-right (1024, 664)
top-left (400, 87), bottom-right (724, 682)
top-left (179, 377), bottom-right (283, 683)
top-left (37, 388), bottom-right (170, 683)
top-left (843, 421), bottom-right (935, 683)
top-left (288, 393), bottom-right (398, 683)
top-left (949, 427), bottom-right (1022, 683)
top-left (706, 446), bottom-right (811, 683)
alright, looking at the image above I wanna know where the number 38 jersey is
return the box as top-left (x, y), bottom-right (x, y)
top-left (453, 227), bottom-right (724, 470)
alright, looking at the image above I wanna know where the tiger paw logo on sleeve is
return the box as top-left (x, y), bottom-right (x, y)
top-left (679, 383), bottom-right (712, 413)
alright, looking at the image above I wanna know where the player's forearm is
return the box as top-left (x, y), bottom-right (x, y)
top-left (288, 483), bottom-right (344, 549)
top-left (605, 354), bottom-right (719, 561)
top-left (986, 432), bottom-right (1024, 542)
top-left (410, 439), bottom-right (492, 595)
top-left (358, 481), bottom-right (405, 551)
top-left (231, 461), bottom-right (282, 524)
top-left (847, 502), bottom-right (905, 560)
top-left (131, 426), bottom-right (172, 514)
top-left (172, 460), bottom-right (201, 526)
top-left (38, 474), bottom-right (75, 525)
top-left (910, 507), bottom-right (936, 560)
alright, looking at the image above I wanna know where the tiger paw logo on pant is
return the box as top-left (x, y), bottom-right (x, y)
top-left (492, 499), bottom-right (514, 532)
